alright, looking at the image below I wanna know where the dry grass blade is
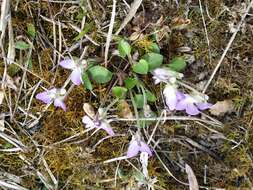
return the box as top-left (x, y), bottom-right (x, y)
top-left (0, 0), bottom-right (10, 32)
top-left (36, 171), bottom-right (54, 190)
top-left (0, 118), bottom-right (4, 131)
top-left (104, 0), bottom-right (116, 66)
top-left (0, 132), bottom-right (26, 151)
top-left (0, 180), bottom-right (28, 190)
top-left (0, 90), bottom-right (4, 105)
top-left (7, 17), bottom-right (15, 64)
top-left (115, 0), bottom-right (143, 35)
top-left (185, 164), bottom-right (199, 190)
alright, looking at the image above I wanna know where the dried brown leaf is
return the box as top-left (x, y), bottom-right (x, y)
top-left (171, 17), bottom-right (191, 30)
top-left (117, 100), bottom-right (133, 119)
top-left (185, 164), bottom-right (199, 190)
top-left (5, 74), bottom-right (17, 91)
top-left (83, 103), bottom-right (95, 119)
top-left (129, 31), bottom-right (141, 41)
top-left (209, 100), bottom-right (234, 116)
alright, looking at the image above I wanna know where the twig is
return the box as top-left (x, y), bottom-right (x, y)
top-left (113, 116), bottom-right (222, 127)
top-left (104, 0), bottom-right (116, 66)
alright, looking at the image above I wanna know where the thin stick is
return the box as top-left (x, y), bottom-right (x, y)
top-left (202, 0), bottom-right (253, 93)
top-left (113, 116), bottom-right (222, 127)
top-left (104, 0), bottom-right (116, 66)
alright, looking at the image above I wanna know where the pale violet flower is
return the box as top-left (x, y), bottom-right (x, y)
top-left (82, 115), bottom-right (115, 136)
top-left (163, 83), bottom-right (184, 111)
top-left (36, 88), bottom-right (66, 111)
top-left (176, 93), bottom-right (212, 115)
top-left (127, 133), bottom-right (152, 158)
top-left (59, 58), bottom-right (86, 85)
top-left (152, 67), bottom-right (183, 84)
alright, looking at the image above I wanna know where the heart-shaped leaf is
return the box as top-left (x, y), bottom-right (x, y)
top-left (142, 53), bottom-right (163, 71)
top-left (134, 94), bottom-right (144, 109)
top-left (112, 86), bottom-right (127, 99)
top-left (148, 43), bottom-right (160, 53)
top-left (88, 66), bottom-right (112, 84)
top-left (15, 41), bottom-right (31, 50)
top-left (132, 59), bottom-right (149, 74)
top-left (146, 90), bottom-right (156, 102)
top-left (168, 57), bottom-right (186, 72)
top-left (82, 72), bottom-right (93, 90)
top-left (27, 23), bottom-right (36, 39)
top-left (118, 40), bottom-right (131, 58)
top-left (124, 77), bottom-right (138, 89)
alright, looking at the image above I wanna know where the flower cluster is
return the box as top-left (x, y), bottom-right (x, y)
top-left (127, 132), bottom-right (152, 158)
top-left (59, 58), bottom-right (86, 85)
top-left (152, 67), bottom-right (212, 115)
top-left (35, 88), bottom-right (67, 111)
top-left (35, 59), bottom-right (211, 161)
top-left (82, 115), bottom-right (115, 136)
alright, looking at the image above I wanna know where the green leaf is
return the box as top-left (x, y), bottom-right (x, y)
top-left (118, 39), bottom-right (131, 58)
top-left (132, 59), bottom-right (149, 74)
top-left (15, 41), bottom-right (31, 50)
top-left (82, 72), bottom-right (93, 90)
top-left (124, 77), bottom-right (138, 89)
top-left (142, 53), bottom-right (163, 71)
top-left (7, 64), bottom-right (21, 76)
top-left (146, 90), bottom-right (156, 102)
top-left (168, 57), bottom-right (186, 72)
top-left (74, 21), bottom-right (94, 41)
top-left (27, 23), bottom-right (36, 39)
top-left (88, 66), bottom-right (112, 84)
top-left (3, 143), bottom-right (14, 149)
top-left (148, 43), bottom-right (160, 53)
top-left (133, 171), bottom-right (145, 182)
top-left (134, 94), bottom-right (144, 109)
top-left (112, 86), bottom-right (127, 99)
top-left (28, 58), bottom-right (33, 70)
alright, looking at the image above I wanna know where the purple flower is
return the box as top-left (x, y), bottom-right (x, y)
top-left (152, 67), bottom-right (183, 84)
top-left (126, 134), bottom-right (152, 158)
top-left (36, 88), bottom-right (66, 111)
top-left (59, 58), bottom-right (85, 85)
top-left (176, 93), bottom-right (212, 115)
top-left (82, 115), bottom-right (115, 136)
top-left (163, 84), bottom-right (184, 111)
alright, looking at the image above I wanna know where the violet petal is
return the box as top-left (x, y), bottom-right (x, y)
top-left (176, 91), bottom-right (185, 101)
top-left (59, 59), bottom-right (76, 69)
top-left (140, 142), bottom-right (152, 156)
top-left (54, 98), bottom-right (66, 111)
top-left (196, 102), bottom-right (212, 110)
top-left (82, 116), bottom-right (95, 128)
top-left (153, 76), bottom-right (162, 84)
top-left (164, 86), bottom-right (177, 110)
top-left (36, 91), bottom-right (51, 104)
top-left (48, 88), bottom-right (57, 94)
top-left (176, 98), bottom-right (188, 111)
top-left (100, 122), bottom-right (115, 136)
top-left (126, 141), bottom-right (140, 158)
top-left (70, 68), bottom-right (82, 85)
top-left (186, 104), bottom-right (200, 115)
